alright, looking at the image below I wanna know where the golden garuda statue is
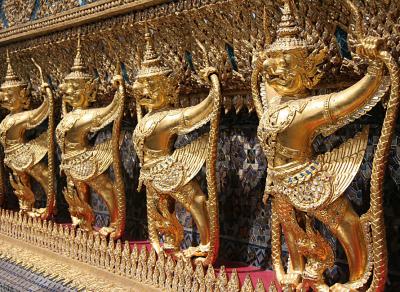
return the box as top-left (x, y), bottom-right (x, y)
top-left (56, 35), bottom-right (126, 239)
top-left (133, 27), bottom-right (221, 265)
top-left (252, 0), bottom-right (398, 291)
top-left (0, 52), bottom-right (56, 220)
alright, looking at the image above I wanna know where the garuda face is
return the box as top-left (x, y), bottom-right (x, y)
top-left (59, 79), bottom-right (97, 110)
top-left (0, 85), bottom-right (29, 113)
top-left (263, 50), bottom-right (309, 98)
top-left (133, 74), bottom-right (175, 111)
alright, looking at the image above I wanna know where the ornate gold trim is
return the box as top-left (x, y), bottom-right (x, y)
top-left (0, 0), bottom-right (169, 46)
top-left (0, 235), bottom-right (157, 291)
top-left (0, 209), bottom-right (276, 291)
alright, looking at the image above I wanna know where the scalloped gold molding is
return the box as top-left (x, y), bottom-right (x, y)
top-left (0, 209), bottom-right (277, 292)
top-left (0, 235), bottom-right (158, 291)
top-left (0, 0), bottom-right (169, 46)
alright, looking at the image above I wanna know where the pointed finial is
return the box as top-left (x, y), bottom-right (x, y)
top-left (64, 32), bottom-right (92, 81)
top-left (277, 0), bottom-right (300, 39)
top-left (266, 0), bottom-right (307, 53)
top-left (143, 23), bottom-right (158, 62)
top-left (71, 32), bottom-right (85, 71)
top-left (115, 239), bottom-right (122, 256)
top-left (136, 24), bottom-right (172, 79)
top-left (216, 266), bottom-right (228, 290)
top-left (227, 269), bottom-right (240, 291)
top-left (241, 274), bottom-right (254, 292)
top-left (6, 50), bottom-right (12, 77)
top-left (268, 281), bottom-right (278, 292)
top-left (1, 50), bottom-right (27, 89)
top-left (130, 243), bottom-right (139, 274)
top-left (255, 279), bottom-right (266, 292)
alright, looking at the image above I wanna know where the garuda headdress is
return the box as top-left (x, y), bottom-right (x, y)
top-left (136, 26), bottom-right (172, 79)
top-left (264, 0), bottom-right (327, 87)
top-left (266, 0), bottom-right (308, 54)
top-left (1, 51), bottom-right (28, 90)
top-left (64, 34), bottom-right (92, 82)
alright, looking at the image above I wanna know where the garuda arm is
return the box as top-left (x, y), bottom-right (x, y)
top-left (152, 69), bottom-right (220, 190)
top-left (89, 82), bottom-right (124, 133)
top-left (175, 68), bottom-right (220, 135)
top-left (25, 93), bottom-right (49, 130)
top-left (312, 61), bottom-right (387, 135)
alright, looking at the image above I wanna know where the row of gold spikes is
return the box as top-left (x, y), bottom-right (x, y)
top-left (0, 209), bottom-right (278, 292)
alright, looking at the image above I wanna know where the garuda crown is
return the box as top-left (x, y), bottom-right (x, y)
top-left (1, 51), bottom-right (28, 90)
top-left (136, 25), bottom-right (172, 79)
top-left (64, 34), bottom-right (92, 81)
top-left (266, 0), bottom-right (309, 54)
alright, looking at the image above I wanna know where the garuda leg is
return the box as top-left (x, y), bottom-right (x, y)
top-left (273, 195), bottom-right (334, 289)
top-left (63, 177), bottom-right (94, 231)
top-left (273, 195), bottom-right (306, 287)
top-left (27, 162), bottom-right (53, 219)
top-left (146, 186), bottom-right (183, 253)
top-left (157, 194), bottom-right (183, 251)
top-left (9, 171), bottom-right (35, 213)
top-left (174, 180), bottom-right (211, 259)
top-left (313, 196), bottom-right (369, 290)
top-left (87, 173), bottom-right (123, 238)
top-left (147, 186), bottom-right (163, 253)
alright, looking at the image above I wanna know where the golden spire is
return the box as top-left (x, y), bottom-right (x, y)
top-left (64, 33), bottom-right (92, 81)
top-left (136, 24), bottom-right (172, 79)
top-left (1, 50), bottom-right (27, 89)
top-left (143, 24), bottom-right (158, 62)
top-left (267, 0), bottom-right (308, 53)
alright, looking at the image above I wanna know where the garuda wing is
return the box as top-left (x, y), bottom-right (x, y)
top-left (145, 134), bottom-right (209, 193)
top-left (62, 139), bottom-right (113, 181)
top-left (172, 133), bottom-right (209, 186)
top-left (281, 127), bottom-right (369, 211)
top-left (319, 126), bottom-right (369, 201)
top-left (5, 132), bottom-right (48, 172)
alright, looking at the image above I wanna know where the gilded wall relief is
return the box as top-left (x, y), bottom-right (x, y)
top-left (2, 0), bottom-right (36, 27)
top-left (0, 0), bottom-right (398, 290)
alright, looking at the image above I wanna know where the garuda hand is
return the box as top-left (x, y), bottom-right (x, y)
top-left (199, 67), bottom-right (218, 83)
top-left (112, 74), bottom-right (124, 89)
top-left (356, 36), bottom-right (385, 59)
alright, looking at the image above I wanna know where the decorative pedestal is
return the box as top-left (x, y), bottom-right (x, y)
top-left (0, 210), bottom-right (279, 291)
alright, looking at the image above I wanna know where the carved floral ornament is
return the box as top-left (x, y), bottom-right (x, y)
top-left (0, 0), bottom-right (360, 105)
top-left (2, 0), bottom-right (36, 27)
